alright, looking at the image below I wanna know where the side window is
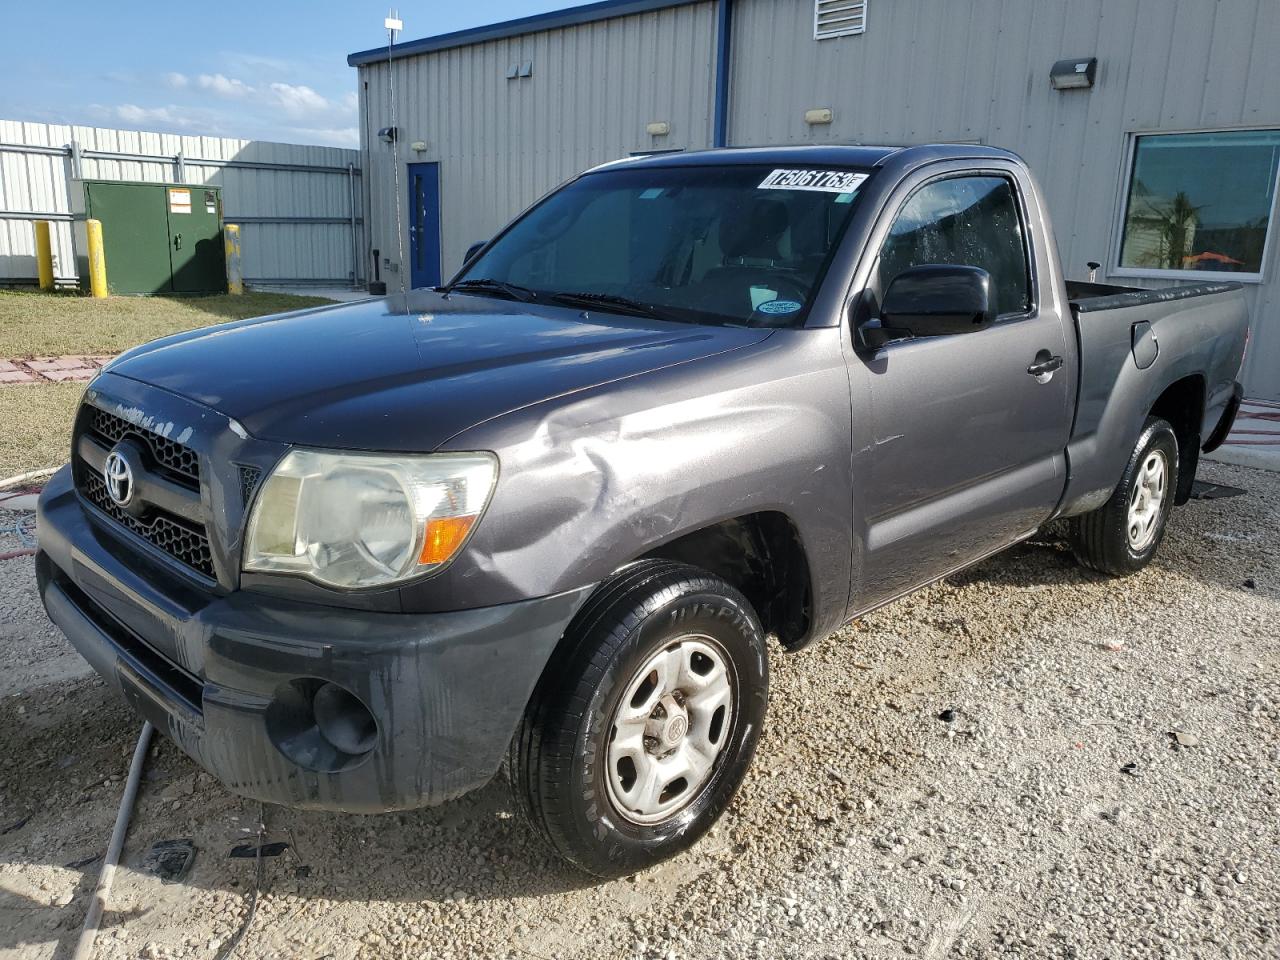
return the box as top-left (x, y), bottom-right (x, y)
top-left (878, 175), bottom-right (1032, 319)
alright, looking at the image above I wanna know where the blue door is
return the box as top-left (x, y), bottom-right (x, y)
top-left (407, 162), bottom-right (441, 288)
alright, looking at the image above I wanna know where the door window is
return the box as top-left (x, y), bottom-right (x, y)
top-left (877, 175), bottom-right (1032, 319)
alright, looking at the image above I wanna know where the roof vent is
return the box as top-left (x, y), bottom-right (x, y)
top-left (814, 0), bottom-right (868, 40)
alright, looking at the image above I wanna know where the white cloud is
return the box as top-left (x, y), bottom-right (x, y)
top-left (222, 51), bottom-right (295, 77)
top-left (197, 73), bottom-right (254, 98)
top-left (111, 104), bottom-right (198, 128)
top-left (287, 126), bottom-right (360, 148)
top-left (80, 61), bottom-right (359, 148)
top-left (268, 82), bottom-right (330, 116)
top-left (86, 100), bottom-right (355, 147)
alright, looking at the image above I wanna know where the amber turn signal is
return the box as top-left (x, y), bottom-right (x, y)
top-left (419, 515), bottom-right (477, 566)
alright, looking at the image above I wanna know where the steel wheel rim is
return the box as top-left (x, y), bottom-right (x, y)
top-left (604, 634), bottom-right (735, 826)
top-left (1127, 449), bottom-right (1167, 551)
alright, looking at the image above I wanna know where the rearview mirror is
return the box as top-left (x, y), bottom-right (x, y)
top-left (864, 265), bottom-right (993, 348)
top-left (463, 240), bottom-right (488, 266)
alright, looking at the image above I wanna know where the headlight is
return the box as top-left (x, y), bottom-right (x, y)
top-left (243, 449), bottom-right (497, 589)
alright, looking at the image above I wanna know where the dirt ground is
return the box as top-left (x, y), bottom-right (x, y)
top-left (1, 459), bottom-right (1276, 960)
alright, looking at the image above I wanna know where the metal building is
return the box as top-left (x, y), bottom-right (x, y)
top-left (350, 0), bottom-right (1280, 402)
top-left (1, 119), bottom-right (364, 289)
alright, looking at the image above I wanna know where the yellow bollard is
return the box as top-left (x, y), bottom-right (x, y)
top-left (224, 224), bottom-right (243, 295)
top-left (85, 218), bottom-right (108, 298)
top-left (35, 221), bottom-right (55, 291)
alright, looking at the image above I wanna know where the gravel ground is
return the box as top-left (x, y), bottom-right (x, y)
top-left (0, 459), bottom-right (1276, 960)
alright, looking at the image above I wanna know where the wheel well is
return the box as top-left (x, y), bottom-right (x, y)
top-left (641, 513), bottom-right (813, 650)
top-left (1149, 374), bottom-right (1204, 505)
top-left (640, 512), bottom-right (808, 655)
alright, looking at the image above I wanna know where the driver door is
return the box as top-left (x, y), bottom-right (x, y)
top-left (852, 170), bottom-right (1073, 609)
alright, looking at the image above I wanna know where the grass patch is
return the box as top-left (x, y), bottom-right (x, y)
top-left (0, 289), bottom-right (333, 358)
top-left (0, 382), bottom-right (85, 479)
top-left (0, 289), bottom-right (334, 479)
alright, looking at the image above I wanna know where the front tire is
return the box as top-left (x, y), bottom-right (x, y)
top-left (509, 560), bottom-right (768, 878)
top-left (1069, 416), bottom-right (1179, 576)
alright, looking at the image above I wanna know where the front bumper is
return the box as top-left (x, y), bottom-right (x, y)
top-left (37, 466), bottom-right (591, 812)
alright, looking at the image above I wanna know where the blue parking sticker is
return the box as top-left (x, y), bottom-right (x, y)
top-left (757, 299), bottom-right (802, 315)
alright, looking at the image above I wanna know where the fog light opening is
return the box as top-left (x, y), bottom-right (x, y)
top-left (265, 678), bottom-right (379, 773)
top-left (313, 681), bottom-right (378, 755)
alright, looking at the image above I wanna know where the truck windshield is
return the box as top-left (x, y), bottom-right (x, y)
top-left (452, 164), bottom-right (874, 327)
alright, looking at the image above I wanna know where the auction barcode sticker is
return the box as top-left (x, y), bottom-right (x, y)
top-left (758, 169), bottom-right (869, 193)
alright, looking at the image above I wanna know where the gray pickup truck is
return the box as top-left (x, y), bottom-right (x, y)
top-left (38, 144), bottom-right (1248, 877)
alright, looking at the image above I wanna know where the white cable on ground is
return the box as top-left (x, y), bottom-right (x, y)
top-left (0, 467), bottom-right (59, 491)
top-left (71, 721), bottom-right (154, 960)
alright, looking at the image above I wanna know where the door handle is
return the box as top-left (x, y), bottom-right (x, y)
top-left (173, 233), bottom-right (182, 250)
top-left (1027, 354), bottom-right (1063, 377)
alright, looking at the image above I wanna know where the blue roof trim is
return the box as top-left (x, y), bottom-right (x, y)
top-left (348, 0), bottom-right (708, 66)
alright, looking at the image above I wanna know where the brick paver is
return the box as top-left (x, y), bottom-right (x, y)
top-left (0, 368), bottom-right (37, 384)
top-left (0, 354), bottom-right (114, 387)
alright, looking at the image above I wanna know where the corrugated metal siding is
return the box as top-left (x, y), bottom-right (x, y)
top-left (727, 0), bottom-right (1280, 400)
top-left (358, 0), bottom-right (718, 280)
top-left (0, 119), bottom-right (362, 287)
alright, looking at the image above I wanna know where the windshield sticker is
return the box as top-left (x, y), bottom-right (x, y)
top-left (758, 169), bottom-right (869, 194)
top-left (639, 187), bottom-right (665, 199)
top-left (757, 299), bottom-right (802, 316)
top-left (749, 286), bottom-right (778, 310)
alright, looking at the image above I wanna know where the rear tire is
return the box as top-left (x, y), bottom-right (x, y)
top-left (1069, 416), bottom-right (1178, 576)
top-left (509, 560), bottom-right (768, 878)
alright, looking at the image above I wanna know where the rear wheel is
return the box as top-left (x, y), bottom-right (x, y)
top-left (509, 560), bottom-right (768, 877)
top-left (1069, 417), bottom-right (1179, 576)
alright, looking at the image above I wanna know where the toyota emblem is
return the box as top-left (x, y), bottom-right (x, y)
top-left (103, 450), bottom-right (134, 507)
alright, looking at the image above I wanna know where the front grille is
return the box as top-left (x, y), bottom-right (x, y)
top-left (87, 408), bottom-right (200, 489)
top-left (238, 465), bottom-right (262, 506)
top-left (80, 471), bottom-right (216, 578)
top-left (75, 403), bottom-right (215, 580)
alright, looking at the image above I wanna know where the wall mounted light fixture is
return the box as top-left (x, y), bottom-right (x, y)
top-left (1050, 57), bottom-right (1097, 90)
top-left (646, 121), bottom-right (671, 136)
top-left (804, 108), bottom-right (834, 125)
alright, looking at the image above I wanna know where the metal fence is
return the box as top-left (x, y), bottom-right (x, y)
top-left (0, 118), bottom-right (362, 289)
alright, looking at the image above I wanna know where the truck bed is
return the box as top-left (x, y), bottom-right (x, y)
top-left (1058, 279), bottom-right (1249, 517)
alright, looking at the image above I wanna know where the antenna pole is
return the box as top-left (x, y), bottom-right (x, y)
top-left (386, 9), bottom-right (407, 305)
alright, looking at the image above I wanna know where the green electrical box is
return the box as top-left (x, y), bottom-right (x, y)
top-left (76, 181), bottom-right (227, 295)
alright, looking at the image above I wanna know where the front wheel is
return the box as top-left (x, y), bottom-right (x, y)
top-left (1068, 416), bottom-right (1179, 576)
top-left (509, 560), bottom-right (768, 877)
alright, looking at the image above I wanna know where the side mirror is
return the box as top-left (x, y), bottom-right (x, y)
top-left (463, 240), bottom-right (488, 266)
top-left (862, 265), bottom-right (993, 348)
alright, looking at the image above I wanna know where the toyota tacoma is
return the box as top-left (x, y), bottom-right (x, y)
top-left (38, 145), bottom-right (1249, 877)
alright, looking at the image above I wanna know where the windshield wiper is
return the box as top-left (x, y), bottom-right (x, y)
top-left (549, 291), bottom-right (680, 322)
top-left (440, 278), bottom-right (538, 302)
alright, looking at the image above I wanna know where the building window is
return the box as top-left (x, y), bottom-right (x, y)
top-left (814, 0), bottom-right (867, 40)
top-left (1116, 129), bottom-right (1280, 280)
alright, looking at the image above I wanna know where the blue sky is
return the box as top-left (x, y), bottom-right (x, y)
top-left (0, 2), bottom-right (574, 148)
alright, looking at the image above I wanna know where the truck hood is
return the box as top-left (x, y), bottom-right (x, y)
top-left (107, 291), bottom-right (773, 451)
